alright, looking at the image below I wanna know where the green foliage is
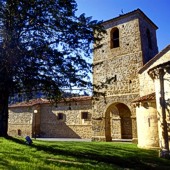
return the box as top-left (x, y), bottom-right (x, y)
top-left (0, 137), bottom-right (170, 169)
top-left (0, 0), bottom-right (104, 100)
top-left (0, 0), bottom-right (105, 136)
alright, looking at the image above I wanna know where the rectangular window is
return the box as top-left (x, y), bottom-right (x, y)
top-left (81, 112), bottom-right (88, 119)
top-left (58, 113), bottom-right (64, 120)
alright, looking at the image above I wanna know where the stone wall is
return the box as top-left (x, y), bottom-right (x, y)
top-left (136, 48), bottom-right (170, 149)
top-left (92, 94), bottom-right (138, 141)
top-left (8, 97), bottom-right (92, 139)
top-left (136, 101), bottom-right (159, 148)
top-left (92, 10), bottom-right (158, 141)
top-left (40, 99), bottom-right (92, 139)
top-left (93, 19), bottom-right (143, 95)
top-left (139, 15), bottom-right (158, 64)
top-left (148, 60), bottom-right (170, 150)
top-left (8, 107), bottom-right (33, 137)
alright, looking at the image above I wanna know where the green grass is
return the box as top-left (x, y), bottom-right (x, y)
top-left (0, 137), bottom-right (170, 170)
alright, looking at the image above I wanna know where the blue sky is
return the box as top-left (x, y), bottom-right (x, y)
top-left (76, 0), bottom-right (170, 51)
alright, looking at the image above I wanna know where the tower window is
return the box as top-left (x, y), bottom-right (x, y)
top-left (110, 27), bottom-right (119, 48)
top-left (146, 29), bottom-right (152, 49)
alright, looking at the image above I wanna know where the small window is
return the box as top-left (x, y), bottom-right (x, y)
top-left (81, 112), bottom-right (88, 119)
top-left (58, 113), bottom-right (64, 120)
top-left (146, 29), bottom-right (152, 49)
top-left (110, 27), bottom-right (119, 48)
top-left (18, 129), bottom-right (21, 136)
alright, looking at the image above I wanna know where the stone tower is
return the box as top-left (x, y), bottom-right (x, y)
top-left (92, 9), bottom-right (158, 142)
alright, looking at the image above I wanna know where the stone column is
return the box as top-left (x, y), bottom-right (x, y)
top-left (149, 68), bottom-right (169, 157)
top-left (131, 115), bottom-right (138, 143)
top-left (130, 105), bottom-right (138, 143)
top-left (92, 97), bottom-right (107, 141)
top-left (159, 69), bottom-right (169, 154)
top-left (92, 118), bottom-right (106, 141)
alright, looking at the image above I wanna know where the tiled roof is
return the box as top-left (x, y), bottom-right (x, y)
top-left (8, 98), bottom-right (50, 108)
top-left (132, 92), bottom-right (155, 103)
top-left (9, 96), bottom-right (92, 108)
top-left (65, 96), bottom-right (92, 102)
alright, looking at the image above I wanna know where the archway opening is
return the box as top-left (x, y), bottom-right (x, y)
top-left (105, 103), bottom-right (132, 141)
top-left (116, 103), bottom-right (132, 139)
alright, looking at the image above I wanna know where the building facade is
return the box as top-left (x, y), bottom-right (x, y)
top-left (92, 9), bottom-right (158, 142)
top-left (8, 97), bottom-right (92, 139)
top-left (8, 9), bottom-right (170, 150)
top-left (133, 47), bottom-right (170, 149)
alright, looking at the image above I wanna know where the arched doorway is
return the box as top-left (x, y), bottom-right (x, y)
top-left (105, 103), bottom-right (132, 141)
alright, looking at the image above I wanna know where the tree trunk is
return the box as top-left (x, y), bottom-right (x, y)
top-left (0, 89), bottom-right (9, 137)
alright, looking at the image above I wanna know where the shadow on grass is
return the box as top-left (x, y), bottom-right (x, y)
top-left (5, 136), bottom-right (170, 169)
top-left (5, 135), bottom-right (26, 145)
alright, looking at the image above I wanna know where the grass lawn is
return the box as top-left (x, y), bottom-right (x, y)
top-left (0, 137), bottom-right (170, 170)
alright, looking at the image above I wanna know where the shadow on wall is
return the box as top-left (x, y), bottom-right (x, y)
top-left (40, 110), bottom-right (81, 138)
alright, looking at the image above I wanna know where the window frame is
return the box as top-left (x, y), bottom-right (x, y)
top-left (58, 113), bottom-right (64, 120)
top-left (81, 112), bottom-right (88, 120)
top-left (110, 27), bottom-right (120, 49)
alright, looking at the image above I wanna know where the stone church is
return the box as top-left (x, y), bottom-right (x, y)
top-left (8, 9), bottom-right (170, 150)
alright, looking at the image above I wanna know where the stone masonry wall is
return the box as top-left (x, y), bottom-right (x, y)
top-left (139, 16), bottom-right (158, 64)
top-left (92, 12), bottom-right (157, 140)
top-left (92, 94), bottom-right (137, 140)
top-left (8, 98), bottom-right (92, 139)
top-left (8, 107), bottom-right (33, 137)
top-left (40, 99), bottom-right (92, 138)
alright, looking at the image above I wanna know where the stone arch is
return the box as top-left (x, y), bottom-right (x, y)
top-left (105, 102), bottom-right (132, 141)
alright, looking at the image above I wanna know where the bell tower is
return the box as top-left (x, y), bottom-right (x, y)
top-left (92, 9), bottom-right (158, 141)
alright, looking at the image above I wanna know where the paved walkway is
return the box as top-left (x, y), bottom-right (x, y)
top-left (35, 138), bottom-right (132, 142)
top-left (36, 138), bottom-right (91, 142)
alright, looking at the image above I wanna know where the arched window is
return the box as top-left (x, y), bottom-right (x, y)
top-left (146, 29), bottom-right (152, 49)
top-left (110, 28), bottom-right (119, 48)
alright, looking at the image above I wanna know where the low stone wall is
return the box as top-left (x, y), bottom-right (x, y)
top-left (67, 125), bottom-right (92, 139)
top-left (8, 124), bottom-right (32, 137)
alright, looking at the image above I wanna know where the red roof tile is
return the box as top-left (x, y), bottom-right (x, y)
top-left (9, 96), bottom-right (92, 108)
top-left (132, 92), bottom-right (155, 103)
top-left (8, 98), bottom-right (50, 108)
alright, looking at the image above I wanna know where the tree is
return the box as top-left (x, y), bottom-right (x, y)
top-left (0, 0), bottom-right (104, 136)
